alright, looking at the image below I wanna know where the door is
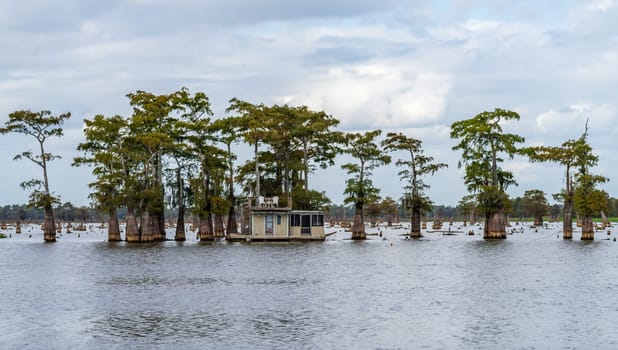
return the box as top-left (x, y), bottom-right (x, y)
top-left (301, 214), bottom-right (311, 235)
top-left (265, 215), bottom-right (274, 235)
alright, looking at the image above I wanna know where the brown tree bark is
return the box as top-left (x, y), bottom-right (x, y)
top-left (108, 208), bottom-right (121, 241)
top-left (226, 206), bottom-right (238, 236)
top-left (410, 207), bottom-right (422, 238)
top-left (155, 212), bottom-right (166, 241)
top-left (139, 210), bottom-right (154, 243)
top-left (125, 207), bottom-right (140, 242)
top-left (175, 204), bottom-right (186, 241)
top-left (214, 215), bottom-right (225, 238)
top-left (43, 208), bottom-right (56, 242)
top-left (175, 173), bottom-right (186, 241)
top-left (484, 210), bottom-right (507, 239)
top-left (581, 215), bottom-right (594, 240)
top-left (563, 203), bottom-right (573, 239)
top-left (198, 215), bottom-right (214, 241)
top-left (351, 205), bottom-right (365, 240)
top-left (533, 214), bottom-right (543, 227)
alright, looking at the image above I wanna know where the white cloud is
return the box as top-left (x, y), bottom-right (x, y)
top-left (280, 63), bottom-right (451, 130)
top-left (586, 0), bottom-right (616, 11)
top-left (536, 104), bottom-right (616, 135)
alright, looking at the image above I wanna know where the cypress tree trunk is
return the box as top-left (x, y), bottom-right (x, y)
top-left (226, 205), bottom-right (238, 236)
top-left (155, 212), bottom-right (166, 241)
top-left (125, 207), bottom-right (140, 242)
top-left (140, 210), bottom-right (154, 243)
top-left (484, 209), bottom-right (507, 239)
top-left (563, 202), bottom-right (573, 240)
top-left (533, 214), bottom-right (543, 227)
top-left (43, 207), bottom-right (56, 242)
top-left (214, 215), bottom-right (225, 238)
top-left (175, 174), bottom-right (186, 241)
top-left (192, 216), bottom-right (199, 231)
top-left (226, 143), bottom-right (238, 237)
top-left (410, 206), bottom-right (422, 238)
top-left (175, 204), bottom-right (186, 241)
top-left (351, 205), bottom-right (365, 240)
top-left (581, 215), bottom-right (594, 240)
top-left (152, 213), bottom-right (165, 241)
top-left (108, 208), bottom-right (121, 241)
top-left (198, 215), bottom-right (214, 241)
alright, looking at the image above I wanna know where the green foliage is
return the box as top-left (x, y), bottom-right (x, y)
top-left (291, 186), bottom-right (331, 211)
top-left (341, 130), bottom-right (390, 210)
top-left (20, 179), bottom-right (61, 210)
top-left (74, 114), bottom-right (128, 212)
top-left (521, 189), bottom-right (549, 217)
top-left (365, 200), bottom-right (383, 221)
top-left (343, 177), bottom-right (381, 206)
top-left (210, 196), bottom-right (231, 216)
top-left (476, 185), bottom-right (511, 216)
top-left (457, 195), bottom-right (476, 216)
top-left (380, 196), bottom-right (399, 217)
top-left (450, 109), bottom-right (524, 216)
top-left (1, 110), bottom-right (70, 215)
top-left (382, 132), bottom-right (446, 219)
top-left (523, 121), bottom-right (601, 215)
top-left (573, 174), bottom-right (609, 217)
top-left (227, 99), bottom-right (342, 197)
top-left (401, 192), bottom-right (433, 214)
top-left (565, 122), bottom-right (609, 218)
top-left (451, 108), bottom-right (524, 192)
top-left (0, 110), bottom-right (70, 142)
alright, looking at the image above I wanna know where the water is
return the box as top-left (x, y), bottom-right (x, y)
top-left (1, 223), bottom-right (618, 349)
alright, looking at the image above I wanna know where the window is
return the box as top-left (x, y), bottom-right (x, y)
top-left (311, 214), bottom-right (323, 227)
top-left (265, 215), bottom-right (274, 235)
top-left (290, 214), bottom-right (301, 227)
top-left (277, 215), bottom-right (282, 225)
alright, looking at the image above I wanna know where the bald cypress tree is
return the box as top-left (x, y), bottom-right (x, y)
top-left (341, 130), bottom-right (391, 240)
top-left (1, 110), bottom-right (70, 242)
top-left (451, 109), bottom-right (524, 239)
top-left (382, 132), bottom-right (447, 237)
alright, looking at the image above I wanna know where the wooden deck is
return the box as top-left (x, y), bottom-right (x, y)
top-left (249, 206), bottom-right (291, 212)
top-left (226, 233), bottom-right (324, 242)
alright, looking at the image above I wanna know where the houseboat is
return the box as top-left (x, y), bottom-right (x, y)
top-left (228, 196), bottom-right (325, 242)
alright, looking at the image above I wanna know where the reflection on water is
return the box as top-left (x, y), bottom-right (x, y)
top-left (2, 224), bottom-right (618, 349)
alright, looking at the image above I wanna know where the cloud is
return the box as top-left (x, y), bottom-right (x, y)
top-left (1, 0), bottom-right (618, 206)
top-left (585, 0), bottom-right (616, 11)
top-left (278, 62), bottom-right (451, 130)
top-left (536, 104), bottom-right (616, 136)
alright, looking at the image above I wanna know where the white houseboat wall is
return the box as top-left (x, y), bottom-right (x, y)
top-left (230, 196), bottom-right (325, 242)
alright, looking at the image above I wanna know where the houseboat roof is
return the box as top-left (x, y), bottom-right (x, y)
top-left (250, 207), bottom-right (324, 214)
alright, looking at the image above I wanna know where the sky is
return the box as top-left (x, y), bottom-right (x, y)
top-left (1, 0), bottom-right (617, 207)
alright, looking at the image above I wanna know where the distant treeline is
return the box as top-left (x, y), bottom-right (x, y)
top-left (0, 203), bottom-right (103, 222)
top-left (3, 196), bottom-right (618, 223)
top-left (309, 196), bottom-right (618, 221)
